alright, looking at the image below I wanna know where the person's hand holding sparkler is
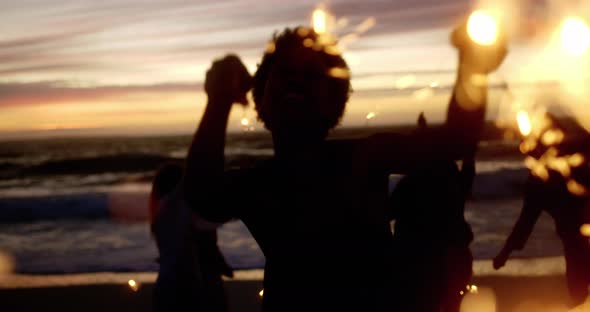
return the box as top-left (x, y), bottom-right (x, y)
top-left (451, 10), bottom-right (508, 74)
top-left (205, 54), bottom-right (252, 108)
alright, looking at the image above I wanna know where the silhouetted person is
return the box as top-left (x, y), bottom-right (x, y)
top-left (389, 162), bottom-right (473, 312)
top-left (387, 20), bottom-right (506, 312)
top-left (150, 163), bottom-right (233, 312)
top-left (417, 112), bottom-right (427, 129)
top-left (182, 23), bottom-right (505, 311)
top-left (494, 114), bottom-right (590, 307)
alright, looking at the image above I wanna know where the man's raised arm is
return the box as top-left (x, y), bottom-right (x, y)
top-left (183, 55), bottom-right (251, 222)
top-left (367, 19), bottom-right (507, 175)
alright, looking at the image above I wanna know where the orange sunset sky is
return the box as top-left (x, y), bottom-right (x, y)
top-left (1, 0), bottom-right (589, 140)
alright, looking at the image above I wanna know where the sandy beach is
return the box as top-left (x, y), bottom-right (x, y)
top-left (0, 266), bottom-right (584, 312)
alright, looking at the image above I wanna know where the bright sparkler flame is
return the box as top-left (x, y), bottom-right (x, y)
top-left (560, 17), bottom-right (590, 56)
top-left (259, 289), bottom-right (264, 297)
top-left (366, 112), bottom-right (376, 120)
top-left (312, 6), bottom-right (327, 34)
top-left (128, 279), bottom-right (139, 292)
top-left (240, 118), bottom-right (250, 127)
top-left (517, 111), bottom-right (532, 136)
top-left (467, 10), bottom-right (499, 46)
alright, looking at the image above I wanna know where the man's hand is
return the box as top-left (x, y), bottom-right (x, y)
top-left (451, 21), bottom-right (508, 74)
top-left (493, 249), bottom-right (510, 270)
top-left (205, 54), bottom-right (252, 107)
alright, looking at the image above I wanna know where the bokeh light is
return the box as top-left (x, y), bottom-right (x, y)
top-left (467, 10), bottom-right (499, 46)
top-left (560, 17), bottom-right (590, 56)
top-left (517, 111), bottom-right (532, 136)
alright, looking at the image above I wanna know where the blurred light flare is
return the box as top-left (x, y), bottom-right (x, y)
top-left (366, 112), bottom-right (376, 120)
top-left (259, 289), bottom-right (264, 297)
top-left (580, 224), bottom-right (590, 237)
top-left (312, 6), bottom-right (327, 34)
top-left (328, 67), bottom-right (350, 79)
top-left (541, 129), bottom-right (564, 146)
top-left (128, 279), bottom-right (139, 292)
top-left (467, 10), bottom-right (500, 46)
top-left (560, 17), bottom-right (590, 56)
top-left (567, 180), bottom-right (587, 196)
top-left (517, 111), bottom-right (532, 136)
top-left (240, 117), bottom-right (250, 127)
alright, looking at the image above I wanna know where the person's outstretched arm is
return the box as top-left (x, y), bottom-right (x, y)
top-left (493, 174), bottom-right (544, 269)
top-left (183, 55), bottom-right (251, 222)
top-left (367, 21), bottom-right (507, 175)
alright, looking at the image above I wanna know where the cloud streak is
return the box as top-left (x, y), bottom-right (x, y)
top-left (0, 81), bottom-right (202, 107)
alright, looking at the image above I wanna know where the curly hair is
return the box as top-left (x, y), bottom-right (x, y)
top-left (252, 27), bottom-right (351, 133)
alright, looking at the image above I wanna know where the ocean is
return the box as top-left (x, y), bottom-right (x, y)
top-left (0, 133), bottom-right (564, 274)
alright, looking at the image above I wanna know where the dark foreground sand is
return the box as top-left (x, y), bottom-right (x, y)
top-left (1, 274), bottom-right (585, 312)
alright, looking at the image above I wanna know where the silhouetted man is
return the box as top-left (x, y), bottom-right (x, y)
top-left (182, 23), bottom-right (505, 311)
top-left (494, 115), bottom-right (590, 307)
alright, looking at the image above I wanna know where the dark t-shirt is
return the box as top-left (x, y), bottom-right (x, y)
top-left (194, 139), bottom-right (396, 311)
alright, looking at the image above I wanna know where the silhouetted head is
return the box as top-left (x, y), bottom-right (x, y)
top-left (253, 27), bottom-right (351, 147)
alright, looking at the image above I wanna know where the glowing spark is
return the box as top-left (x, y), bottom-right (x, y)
top-left (430, 81), bottom-right (440, 88)
top-left (568, 154), bottom-right (585, 167)
top-left (561, 17), bottom-right (590, 56)
top-left (259, 289), bottom-right (264, 297)
top-left (541, 129), bottom-right (565, 146)
top-left (395, 75), bottom-right (416, 90)
top-left (265, 42), bottom-right (276, 54)
top-left (519, 138), bottom-right (537, 154)
top-left (460, 291), bottom-right (465, 295)
top-left (547, 157), bottom-right (571, 177)
top-left (128, 279), bottom-right (139, 292)
top-left (312, 6), bottom-right (327, 34)
top-left (354, 17), bottom-right (376, 35)
top-left (517, 111), bottom-right (532, 136)
top-left (568, 180), bottom-right (587, 196)
top-left (580, 224), bottom-right (590, 237)
top-left (324, 45), bottom-right (342, 56)
top-left (469, 285), bottom-right (479, 294)
top-left (327, 67), bottom-right (350, 79)
top-left (366, 112), bottom-right (376, 120)
top-left (525, 156), bottom-right (550, 181)
top-left (241, 118), bottom-right (250, 127)
top-left (297, 28), bottom-right (310, 37)
top-left (467, 10), bottom-right (499, 46)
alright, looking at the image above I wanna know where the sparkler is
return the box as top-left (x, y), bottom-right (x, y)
top-left (240, 117), bottom-right (250, 127)
top-left (312, 6), bottom-right (328, 35)
top-left (127, 279), bottom-right (139, 292)
top-left (516, 110), bottom-right (588, 195)
top-left (467, 10), bottom-right (500, 46)
top-left (517, 111), bottom-right (532, 136)
top-left (560, 17), bottom-right (590, 56)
